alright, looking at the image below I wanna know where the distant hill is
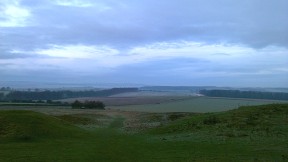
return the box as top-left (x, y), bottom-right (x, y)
top-left (200, 89), bottom-right (288, 101)
top-left (0, 88), bottom-right (138, 101)
top-left (140, 86), bottom-right (288, 93)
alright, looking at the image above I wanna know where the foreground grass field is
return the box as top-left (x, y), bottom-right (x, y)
top-left (0, 104), bottom-right (288, 161)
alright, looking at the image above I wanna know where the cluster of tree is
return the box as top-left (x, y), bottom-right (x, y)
top-left (199, 90), bottom-right (288, 101)
top-left (2, 88), bottom-right (138, 101)
top-left (71, 100), bottom-right (105, 109)
top-left (0, 93), bottom-right (4, 100)
top-left (0, 87), bottom-right (12, 91)
top-left (0, 99), bottom-right (69, 106)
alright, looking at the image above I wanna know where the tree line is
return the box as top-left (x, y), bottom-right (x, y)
top-left (0, 87), bottom-right (12, 91)
top-left (71, 100), bottom-right (105, 109)
top-left (199, 90), bottom-right (288, 101)
top-left (0, 88), bottom-right (138, 101)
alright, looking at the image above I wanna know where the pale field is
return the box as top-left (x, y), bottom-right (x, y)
top-left (108, 97), bottom-right (288, 113)
top-left (58, 96), bottom-right (193, 106)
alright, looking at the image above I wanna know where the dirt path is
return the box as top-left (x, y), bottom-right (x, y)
top-left (34, 108), bottom-right (154, 131)
top-left (36, 108), bottom-right (166, 132)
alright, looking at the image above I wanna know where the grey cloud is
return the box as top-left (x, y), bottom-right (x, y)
top-left (117, 58), bottom-right (208, 72)
top-left (2, 0), bottom-right (288, 52)
top-left (0, 52), bottom-right (32, 59)
top-left (20, 0), bottom-right (50, 6)
top-left (1, 0), bottom-right (287, 87)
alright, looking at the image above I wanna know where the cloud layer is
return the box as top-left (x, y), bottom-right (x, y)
top-left (1, 0), bottom-right (287, 87)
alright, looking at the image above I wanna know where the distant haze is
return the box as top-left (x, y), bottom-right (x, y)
top-left (1, 0), bottom-right (287, 87)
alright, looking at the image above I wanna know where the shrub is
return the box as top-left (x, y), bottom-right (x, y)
top-left (168, 114), bottom-right (185, 121)
top-left (203, 115), bottom-right (220, 125)
top-left (71, 100), bottom-right (105, 109)
top-left (71, 100), bottom-right (83, 109)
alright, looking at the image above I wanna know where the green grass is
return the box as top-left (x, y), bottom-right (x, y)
top-left (56, 114), bottom-right (94, 125)
top-left (0, 110), bottom-right (86, 141)
top-left (0, 104), bottom-right (288, 161)
top-left (110, 97), bottom-right (287, 112)
top-left (109, 116), bottom-right (125, 129)
top-left (146, 104), bottom-right (288, 161)
top-left (148, 104), bottom-right (288, 135)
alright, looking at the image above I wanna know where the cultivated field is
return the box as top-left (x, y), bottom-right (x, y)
top-left (59, 96), bottom-right (193, 106)
top-left (108, 97), bottom-right (287, 112)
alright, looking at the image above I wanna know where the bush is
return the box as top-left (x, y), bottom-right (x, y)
top-left (168, 114), bottom-right (185, 121)
top-left (71, 100), bottom-right (105, 109)
top-left (203, 115), bottom-right (220, 125)
top-left (71, 100), bottom-right (83, 109)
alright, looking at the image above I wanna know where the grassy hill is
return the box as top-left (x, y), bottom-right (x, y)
top-left (0, 110), bottom-right (85, 141)
top-left (149, 104), bottom-right (288, 136)
top-left (0, 104), bottom-right (287, 161)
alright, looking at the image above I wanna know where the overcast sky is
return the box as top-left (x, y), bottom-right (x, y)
top-left (0, 0), bottom-right (288, 87)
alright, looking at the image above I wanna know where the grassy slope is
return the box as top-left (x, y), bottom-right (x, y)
top-left (0, 104), bottom-right (288, 161)
top-left (0, 110), bottom-right (86, 141)
top-left (147, 103), bottom-right (288, 161)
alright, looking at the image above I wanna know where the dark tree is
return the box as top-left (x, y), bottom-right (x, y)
top-left (83, 101), bottom-right (105, 109)
top-left (71, 100), bottom-right (105, 109)
top-left (71, 100), bottom-right (83, 109)
top-left (0, 93), bottom-right (4, 100)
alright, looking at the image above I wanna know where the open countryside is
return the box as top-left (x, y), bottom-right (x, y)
top-left (1, 87), bottom-right (288, 161)
top-left (1, 0), bottom-right (288, 161)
